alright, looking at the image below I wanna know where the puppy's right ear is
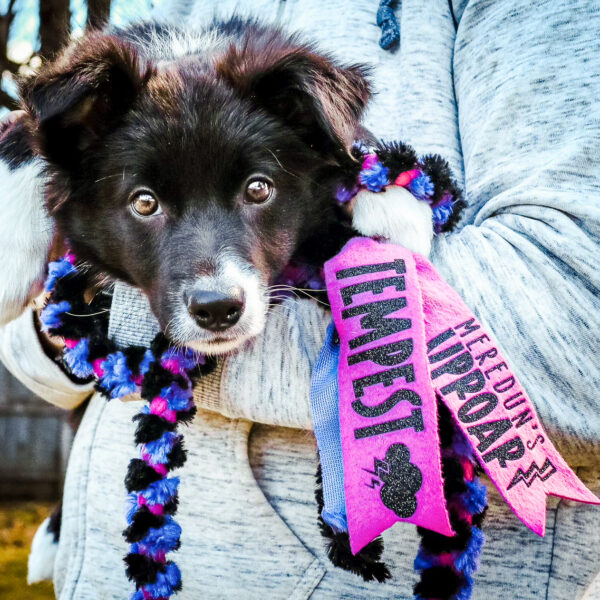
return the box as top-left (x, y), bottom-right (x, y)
top-left (21, 33), bottom-right (153, 170)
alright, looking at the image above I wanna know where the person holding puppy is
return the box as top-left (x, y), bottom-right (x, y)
top-left (1, 1), bottom-right (599, 599)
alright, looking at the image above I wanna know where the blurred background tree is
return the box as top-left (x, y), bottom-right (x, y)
top-left (0, 0), bottom-right (154, 114)
top-left (0, 0), bottom-right (21, 109)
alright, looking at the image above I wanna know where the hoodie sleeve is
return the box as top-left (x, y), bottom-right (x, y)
top-left (195, 298), bottom-right (329, 430)
top-left (422, 0), bottom-right (600, 468)
top-left (0, 310), bottom-right (94, 410)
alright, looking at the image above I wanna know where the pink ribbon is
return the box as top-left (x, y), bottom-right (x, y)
top-left (324, 238), bottom-right (599, 554)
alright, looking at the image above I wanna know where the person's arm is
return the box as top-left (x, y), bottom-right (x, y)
top-left (429, 205), bottom-right (600, 467)
top-left (0, 309), bottom-right (94, 409)
top-left (192, 209), bottom-right (599, 467)
top-left (194, 298), bottom-right (330, 430)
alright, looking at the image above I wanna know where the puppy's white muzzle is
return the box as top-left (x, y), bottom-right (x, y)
top-left (170, 254), bottom-right (267, 355)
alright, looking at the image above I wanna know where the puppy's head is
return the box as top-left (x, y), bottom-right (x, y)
top-left (22, 28), bottom-right (369, 354)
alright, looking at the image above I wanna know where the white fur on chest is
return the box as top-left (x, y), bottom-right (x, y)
top-left (352, 186), bottom-right (434, 256)
top-left (0, 159), bottom-right (52, 325)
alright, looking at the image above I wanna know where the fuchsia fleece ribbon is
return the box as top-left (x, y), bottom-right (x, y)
top-left (324, 238), bottom-right (600, 555)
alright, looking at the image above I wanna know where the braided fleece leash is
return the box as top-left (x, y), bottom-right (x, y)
top-left (40, 254), bottom-right (216, 600)
top-left (414, 400), bottom-right (487, 600)
top-left (313, 142), bottom-right (486, 600)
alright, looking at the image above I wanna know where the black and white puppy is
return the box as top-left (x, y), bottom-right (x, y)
top-left (1, 18), bottom-right (434, 353)
top-left (1, 17), bottom-right (435, 585)
top-left (13, 19), bottom-right (368, 354)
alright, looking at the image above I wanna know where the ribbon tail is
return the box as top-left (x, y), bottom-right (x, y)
top-left (501, 466), bottom-right (600, 537)
top-left (415, 253), bottom-right (600, 537)
top-left (548, 475), bottom-right (600, 505)
top-left (510, 453), bottom-right (600, 536)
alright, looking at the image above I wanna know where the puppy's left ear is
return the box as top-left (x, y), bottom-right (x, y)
top-left (216, 36), bottom-right (371, 158)
top-left (21, 33), bottom-right (153, 171)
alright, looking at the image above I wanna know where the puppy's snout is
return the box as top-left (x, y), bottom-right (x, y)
top-left (187, 290), bottom-right (244, 332)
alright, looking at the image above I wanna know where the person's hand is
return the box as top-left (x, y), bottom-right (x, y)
top-left (0, 110), bottom-right (54, 326)
top-left (351, 186), bottom-right (434, 256)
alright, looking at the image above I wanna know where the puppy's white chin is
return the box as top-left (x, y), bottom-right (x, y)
top-left (186, 335), bottom-right (253, 356)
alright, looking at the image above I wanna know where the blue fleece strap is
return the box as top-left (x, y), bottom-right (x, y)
top-left (377, 0), bottom-right (400, 50)
top-left (310, 323), bottom-right (347, 532)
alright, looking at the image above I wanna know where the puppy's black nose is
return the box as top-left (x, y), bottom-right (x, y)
top-left (187, 290), bottom-right (244, 331)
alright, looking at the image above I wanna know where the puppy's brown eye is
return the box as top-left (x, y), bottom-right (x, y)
top-left (245, 178), bottom-right (273, 204)
top-left (131, 190), bottom-right (161, 216)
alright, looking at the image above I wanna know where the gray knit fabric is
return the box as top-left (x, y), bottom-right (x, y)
top-left (108, 284), bottom-right (159, 347)
top-left (0, 0), bottom-right (599, 598)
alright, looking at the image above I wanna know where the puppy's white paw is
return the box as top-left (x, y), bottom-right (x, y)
top-left (352, 187), bottom-right (433, 256)
top-left (0, 158), bottom-right (52, 325)
top-left (27, 517), bottom-right (58, 584)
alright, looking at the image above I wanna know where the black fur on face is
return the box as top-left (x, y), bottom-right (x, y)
top-left (21, 22), bottom-right (370, 354)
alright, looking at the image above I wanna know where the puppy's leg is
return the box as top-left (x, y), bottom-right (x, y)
top-left (0, 111), bottom-right (53, 325)
top-left (352, 187), bottom-right (434, 256)
top-left (27, 506), bottom-right (60, 584)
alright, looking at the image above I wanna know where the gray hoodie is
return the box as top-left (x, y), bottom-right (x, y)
top-left (0, 0), bottom-right (599, 598)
